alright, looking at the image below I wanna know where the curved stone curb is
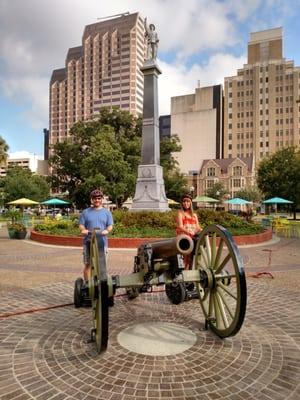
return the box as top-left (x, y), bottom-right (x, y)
top-left (30, 228), bottom-right (272, 248)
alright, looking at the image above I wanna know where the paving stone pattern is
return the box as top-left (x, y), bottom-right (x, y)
top-left (0, 229), bottom-right (300, 399)
top-left (0, 279), bottom-right (299, 400)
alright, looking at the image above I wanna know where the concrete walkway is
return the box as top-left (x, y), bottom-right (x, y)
top-left (0, 227), bottom-right (299, 399)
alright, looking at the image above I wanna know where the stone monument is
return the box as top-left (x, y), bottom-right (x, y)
top-left (131, 19), bottom-right (169, 212)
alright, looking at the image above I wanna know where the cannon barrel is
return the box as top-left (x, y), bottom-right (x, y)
top-left (150, 234), bottom-right (194, 259)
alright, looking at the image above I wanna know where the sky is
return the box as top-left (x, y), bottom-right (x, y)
top-left (1, 0), bottom-right (300, 157)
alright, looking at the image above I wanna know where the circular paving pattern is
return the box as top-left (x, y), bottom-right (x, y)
top-left (117, 322), bottom-right (197, 356)
top-left (0, 280), bottom-right (300, 399)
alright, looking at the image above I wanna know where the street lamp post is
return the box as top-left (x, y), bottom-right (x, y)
top-left (190, 186), bottom-right (195, 198)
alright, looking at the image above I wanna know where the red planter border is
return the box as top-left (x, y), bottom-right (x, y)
top-left (30, 229), bottom-right (272, 248)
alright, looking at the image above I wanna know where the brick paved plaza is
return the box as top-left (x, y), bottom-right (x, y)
top-left (0, 227), bottom-right (299, 400)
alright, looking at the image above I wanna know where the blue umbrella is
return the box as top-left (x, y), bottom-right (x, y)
top-left (263, 197), bottom-right (293, 204)
top-left (41, 198), bottom-right (70, 206)
top-left (225, 197), bottom-right (252, 205)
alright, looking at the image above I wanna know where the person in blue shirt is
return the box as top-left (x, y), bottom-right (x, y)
top-left (79, 189), bottom-right (113, 282)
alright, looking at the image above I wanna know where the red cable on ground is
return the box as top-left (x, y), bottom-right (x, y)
top-left (0, 289), bottom-right (166, 319)
top-left (248, 248), bottom-right (274, 279)
top-left (247, 238), bottom-right (297, 279)
top-left (0, 303), bottom-right (74, 319)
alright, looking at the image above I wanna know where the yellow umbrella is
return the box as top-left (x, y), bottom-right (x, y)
top-left (7, 198), bottom-right (39, 205)
top-left (168, 198), bottom-right (179, 205)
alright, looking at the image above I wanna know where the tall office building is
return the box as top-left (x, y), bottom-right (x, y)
top-left (224, 27), bottom-right (300, 162)
top-left (49, 13), bottom-right (145, 148)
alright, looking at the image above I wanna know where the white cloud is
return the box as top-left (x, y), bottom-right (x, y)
top-left (9, 150), bottom-right (41, 159)
top-left (0, 76), bottom-right (48, 129)
top-left (0, 0), bottom-right (296, 139)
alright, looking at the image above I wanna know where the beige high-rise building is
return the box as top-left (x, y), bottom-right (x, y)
top-left (171, 85), bottom-right (223, 175)
top-left (224, 27), bottom-right (300, 163)
top-left (49, 13), bottom-right (145, 148)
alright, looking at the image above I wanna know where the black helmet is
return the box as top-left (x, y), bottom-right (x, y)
top-left (90, 189), bottom-right (103, 198)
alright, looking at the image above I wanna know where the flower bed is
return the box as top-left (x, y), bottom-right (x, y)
top-left (30, 228), bottom-right (272, 248)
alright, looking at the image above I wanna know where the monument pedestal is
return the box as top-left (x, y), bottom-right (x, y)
top-left (131, 60), bottom-right (169, 212)
top-left (131, 164), bottom-right (169, 211)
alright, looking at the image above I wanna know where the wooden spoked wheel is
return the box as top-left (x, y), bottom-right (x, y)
top-left (194, 225), bottom-right (247, 338)
top-left (90, 232), bottom-right (109, 353)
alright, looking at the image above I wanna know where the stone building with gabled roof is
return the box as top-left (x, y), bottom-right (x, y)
top-left (192, 156), bottom-right (255, 198)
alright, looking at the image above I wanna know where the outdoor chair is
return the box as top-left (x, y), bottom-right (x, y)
top-left (261, 218), bottom-right (272, 229)
top-left (288, 221), bottom-right (300, 238)
top-left (272, 218), bottom-right (290, 238)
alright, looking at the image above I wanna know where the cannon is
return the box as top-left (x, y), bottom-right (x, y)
top-left (74, 225), bottom-right (247, 353)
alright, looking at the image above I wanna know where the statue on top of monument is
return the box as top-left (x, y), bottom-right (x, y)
top-left (144, 18), bottom-right (159, 61)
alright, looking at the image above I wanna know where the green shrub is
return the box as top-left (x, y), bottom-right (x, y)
top-left (34, 209), bottom-right (264, 237)
top-left (35, 218), bottom-right (80, 236)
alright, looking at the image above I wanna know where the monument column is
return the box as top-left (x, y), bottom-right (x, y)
top-left (131, 20), bottom-right (169, 212)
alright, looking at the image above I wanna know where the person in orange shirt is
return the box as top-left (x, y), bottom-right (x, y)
top-left (176, 194), bottom-right (201, 269)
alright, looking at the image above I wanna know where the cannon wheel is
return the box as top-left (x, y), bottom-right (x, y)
top-left (90, 233), bottom-right (109, 353)
top-left (74, 277), bottom-right (84, 308)
top-left (165, 282), bottom-right (186, 304)
top-left (194, 225), bottom-right (247, 338)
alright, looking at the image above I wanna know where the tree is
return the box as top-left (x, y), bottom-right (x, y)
top-left (235, 186), bottom-right (262, 203)
top-left (257, 147), bottom-right (300, 219)
top-left (49, 108), bottom-right (187, 207)
top-left (50, 108), bottom-right (141, 208)
top-left (2, 166), bottom-right (50, 203)
top-left (0, 136), bottom-right (9, 165)
top-left (205, 182), bottom-right (228, 201)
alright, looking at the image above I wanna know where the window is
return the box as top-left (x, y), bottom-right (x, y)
top-left (233, 166), bottom-right (242, 176)
top-left (206, 180), bottom-right (214, 189)
top-left (207, 167), bottom-right (216, 177)
top-left (233, 179), bottom-right (241, 188)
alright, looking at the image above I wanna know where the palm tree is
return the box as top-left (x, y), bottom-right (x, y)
top-left (0, 136), bottom-right (9, 165)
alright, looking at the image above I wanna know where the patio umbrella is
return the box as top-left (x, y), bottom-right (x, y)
top-left (168, 198), bottom-right (179, 205)
top-left (7, 198), bottom-right (39, 205)
top-left (41, 198), bottom-right (70, 206)
top-left (263, 197), bottom-right (293, 204)
top-left (193, 195), bottom-right (218, 203)
top-left (225, 197), bottom-right (252, 205)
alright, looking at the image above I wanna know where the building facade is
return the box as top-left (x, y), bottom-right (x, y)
top-left (196, 156), bottom-right (255, 198)
top-left (159, 115), bottom-right (171, 139)
top-left (49, 13), bottom-right (145, 149)
top-left (171, 85), bottom-right (223, 175)
top-left (224, 27), bottom-right (300, 163)
top-left (0, 154), bottom-right (48, 177)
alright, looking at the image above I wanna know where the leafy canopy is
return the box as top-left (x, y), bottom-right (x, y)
top-left (257, 146), bottom-right (300, 211)
top-left (1, 166), bottom-right (50, 203)
top-left (0, 136), bottom-right (9, 164)
top-left (205, 182), bottom-right (228, 201)
top-left (235, 186), bottom-right (262, 203)
top-left (49, 107), bottom-right (187, 207)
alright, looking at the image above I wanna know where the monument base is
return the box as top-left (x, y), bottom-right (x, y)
top-left (131, 164), bottom-right (170, 212)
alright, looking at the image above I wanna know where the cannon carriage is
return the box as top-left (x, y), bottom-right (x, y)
top-left (74, 225), bottom-right (247, 353)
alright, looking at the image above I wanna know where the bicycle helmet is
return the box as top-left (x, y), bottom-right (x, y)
top-left (90, 189), bottom-right (103, 198)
